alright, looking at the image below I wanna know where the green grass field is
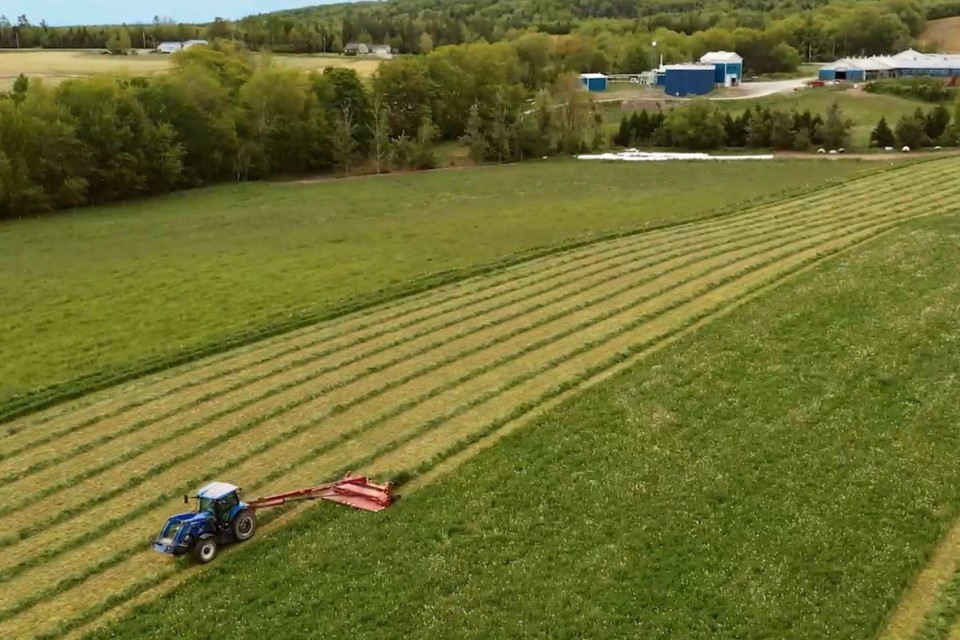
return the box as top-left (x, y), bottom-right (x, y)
top-left (0, 160), bottom-right (875, 412)
top-left (79, 176), bottom-right (960, 640)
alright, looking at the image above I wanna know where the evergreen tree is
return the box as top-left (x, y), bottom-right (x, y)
top-left (613, 115), bottom-right (632, 147)
top-left (816, 100), bottom-right (852, 148)
top-left (870, 116), bottom-right (895, 148)
top-left (925, 104), bottom-right (951, 141)
top-left (461, 102), bottom-right (489, 162)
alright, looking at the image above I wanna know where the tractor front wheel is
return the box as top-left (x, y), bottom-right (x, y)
top-left (193, 536), bottom-right (218, 564)
top-left (232, 509), bottom-right (257, 542)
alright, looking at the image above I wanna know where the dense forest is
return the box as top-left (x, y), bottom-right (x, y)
top-left (0, 0), bottom-right (952, 65)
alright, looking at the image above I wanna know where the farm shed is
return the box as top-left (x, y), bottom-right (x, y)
top-left (663, 64), bottom-right (716, 96)
top-left (699, 51), bottom-right (744, 87)
top-left (819, 49), bottom-right (960, 81)
top-left (579, 73), bottom-right (608, 92)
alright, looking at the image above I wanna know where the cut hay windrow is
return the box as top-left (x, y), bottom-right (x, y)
top-left (3, 157), bottom-right (959, 639)
top-left (0, 163), bottom-right (913, 455)
top-left (0, 183), bottom-right (928, 558)
top-left (0, 187), bottom-right (900, 511)
top-left (0, 183), bottom-right (859, 486)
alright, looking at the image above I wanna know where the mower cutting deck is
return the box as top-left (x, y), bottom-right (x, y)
top-left (152, 473), bottom-right (395, 563)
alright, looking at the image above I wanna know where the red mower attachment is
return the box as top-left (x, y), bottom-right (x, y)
top-left (246, 472), bottom-right (396, 513)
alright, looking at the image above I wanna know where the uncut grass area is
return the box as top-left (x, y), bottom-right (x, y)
top-left (89, 210), bottom-right (960, 640)
top-left (0, 160), bottom-right (872, 406)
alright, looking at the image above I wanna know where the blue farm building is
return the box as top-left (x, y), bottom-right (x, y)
top-left (663, 64), bottom-right (716, 97)
top-left (819, 49), bottom-right (960, 82)
top-left (699, 51), bottom-right (744, 87)
top-left (578, 73), bottom-right (608, 92)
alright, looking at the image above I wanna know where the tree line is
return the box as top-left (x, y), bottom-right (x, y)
top-left (0, 40), bottom-right (604, 220)
top-left (870, 105), bottom-right (957, 148)
top-left (0, 0), bottom-right (950, 71)
top-left (613, 101), bottom-right (855, 151)
top-left (613, 97), bottom-right (960, 151)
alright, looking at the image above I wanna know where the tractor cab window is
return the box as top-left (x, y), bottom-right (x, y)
top-left (221, 492), bottom-right (239, 511)
top-left (197, 497), bottom-right (214, 515)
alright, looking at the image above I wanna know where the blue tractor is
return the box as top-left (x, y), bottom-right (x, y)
top-left (152, 474), bottom-right (396, 564)
top-left (152, 481), bottom-right (257, 564)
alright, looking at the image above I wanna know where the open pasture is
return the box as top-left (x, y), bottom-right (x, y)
top-left (0, 49), bottom-right (383, 90)
top-left (0, 157), bottom-right (957, 639)
top-left (0, 160), bottom-right (870, 414)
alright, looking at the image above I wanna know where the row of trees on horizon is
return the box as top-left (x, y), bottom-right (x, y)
top-left (0, 0), bottom-right (952, 70)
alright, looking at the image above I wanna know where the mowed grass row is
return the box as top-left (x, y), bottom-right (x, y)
top-left (0, 161), bottom-right (912, 462)
top-left (0, 188), bottom-right (908, 579)
top-left (0, 164), bottom-right (934, 523)
top-left (2, 160), bottom-right (957, 639)
top-left (0, 202), bottom-right (906, 536)
top-left (1, 161), bottom-right (869, 411)
top-left (0, 198), bottom-right (881, 507)
top-left (0, 181), bottom-right (856, 465)
top-left (0, 170), bottom-right (910, 490)
top-left (84, 212), bottom-right (960, 640)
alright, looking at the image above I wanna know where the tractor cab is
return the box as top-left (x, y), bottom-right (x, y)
top-left (192, 481), bottom-right (245, 530)
top-left (152, 481), bottom-right (256, 563)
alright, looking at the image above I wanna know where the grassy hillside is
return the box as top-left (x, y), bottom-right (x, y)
top-left (85, 187), bottom-right (960, 640)
top-left (0, 160), bottom-right (875, 412)
top-left (920, 16), bottom-right (960, 51)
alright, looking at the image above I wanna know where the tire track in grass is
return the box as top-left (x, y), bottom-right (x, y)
top-left (0, 189), bottom-right (946, 628)
top-left (0, 186), bottom-right (853, 489)
top-left (879, 522), bottom-right (960, 640)
top-left (0, 196), bottom-right (876, 584)
top-left (2, 188), bottom-right (945, 640)
top-left (0, 167), bottom-right (912, 456)
top-left (0, 201), bottom-right (863, 526)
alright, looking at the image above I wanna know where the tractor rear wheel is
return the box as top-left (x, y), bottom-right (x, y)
top-left (232, 509), bottom-right (257, 542)
top-left (193, 536), bottom-right (218, 564)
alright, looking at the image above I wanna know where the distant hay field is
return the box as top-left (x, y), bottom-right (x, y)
top-left (0, 49), bottom-right (385, 90)
top-left (920, 17), bottom-right (960, 53)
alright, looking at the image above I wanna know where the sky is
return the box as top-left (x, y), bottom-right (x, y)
top-left (5, 1), bottom-right (342, 26)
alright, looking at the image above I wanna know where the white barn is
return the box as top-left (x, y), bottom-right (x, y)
top-left (156, 39), bottom-right (208, 54)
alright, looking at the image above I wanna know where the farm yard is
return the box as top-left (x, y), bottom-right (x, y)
top-left (0, 49), bottom-right (382, 90)
top-left (2, 156), bottom-right (960, 639)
